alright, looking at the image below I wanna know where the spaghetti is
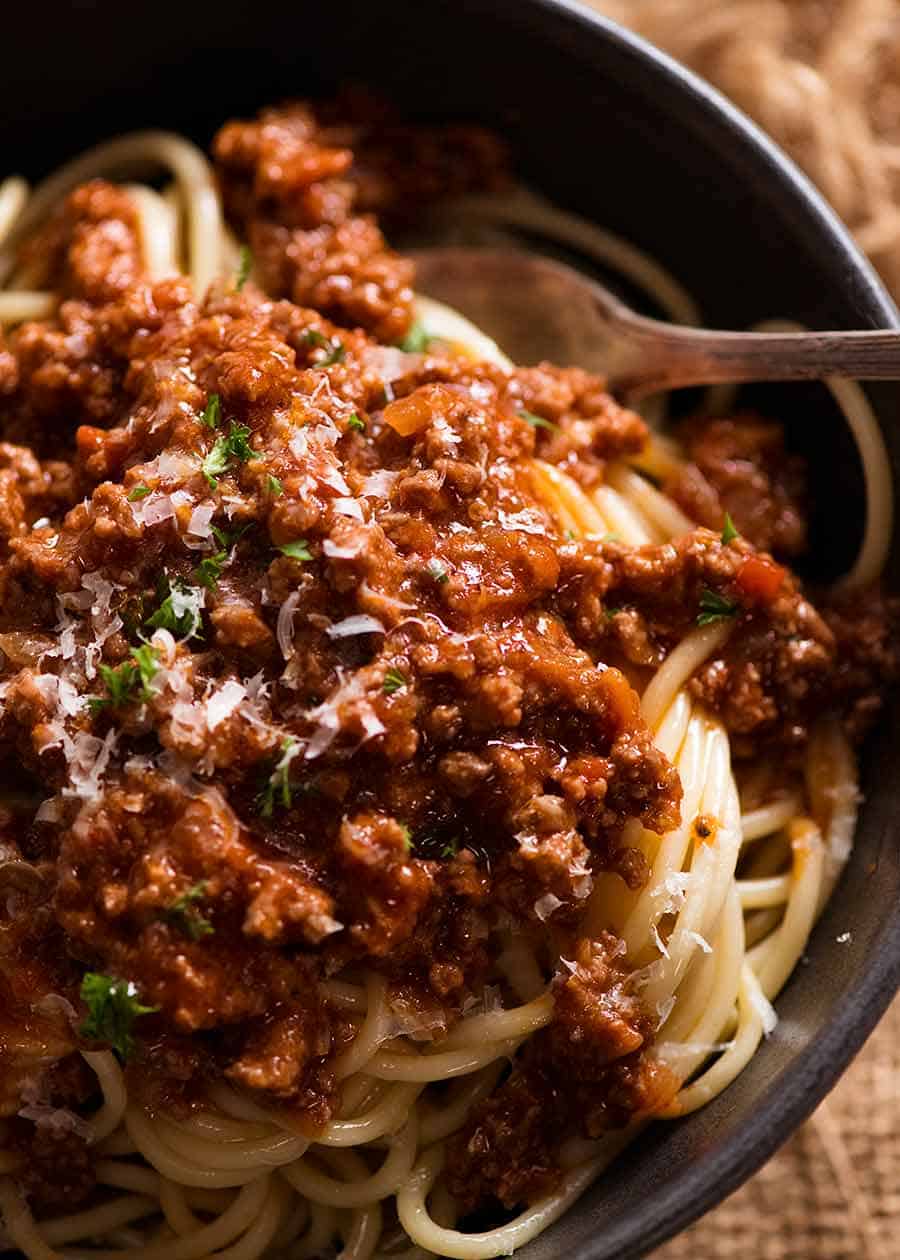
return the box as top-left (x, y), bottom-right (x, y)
top-left (0, 103), bottom-right (894, 1260)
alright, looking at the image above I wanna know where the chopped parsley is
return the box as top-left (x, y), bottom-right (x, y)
top-left (697, 587), bottom-right (739, 627)
top-left (212, 522), bottom-right (251, 551)
top-left (235, 245), bottom-right (252, 291)
top-left (347, 413), bottom-right (366, 433)
top-left (193, 522), bottom-right (251, 590)
top-left (518, 408), bottom-right (559, 433)
top-left (127, 484), bottom-right (151, 501)
top-left (397, 321), bottom-right (431, 353)
top-left (258, 737), bottom-right (300, 817)
top-left (131, 644), bottom-right (160, 690)
top-left (199, 393), bottom-right (222, 429)
top-left (202, 423), bottom-right (255, 488)
top-left (426, 558), bottom-right (449, 584)
top-left (165, 882), bottom-right (214, 941)
top-left (145, 577), bottom-right (204, 641)
top-left (303, 328), bottom-right (346, 366)
top-left (195, 550), bottom-right (228, 591)
top-left (441, 838), bottom-right (459, 859)
top-left (267, 474), bottom-right (284, 497)
top-left (90, 644), bottom-right (160, 711)
top-left (279, 539), bottom-right (313, 561)
top-left (399, 822), bottom-right (413, 852)
top-left (605, 606), bottom-right (622, 621)
top-left (383, 667), bottom-right (406, 695)
top-left (721, 513), bottom-right (739, 545)
top-left (79, 972), bottom-right (158, 1061)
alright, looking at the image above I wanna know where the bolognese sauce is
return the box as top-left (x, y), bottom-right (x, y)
top-left (0, 100), bottom-right (896, 1245)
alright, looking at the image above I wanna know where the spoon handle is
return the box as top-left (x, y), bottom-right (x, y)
top-left (619, 323), bottom-right (900, 399)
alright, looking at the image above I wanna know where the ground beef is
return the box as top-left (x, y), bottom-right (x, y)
top-left (447, 935), bottom-right (675, 1211)
top-left (391, 355), bottom-right (649, 480)
top-left (555, 527), bottom-right (897, 754)
top-left (0, 99), bottom-right (894, 1213)
top-left (214, 104), bottom-right (416, 341)
top-left (0, 177), bottom-right (682, 1117)
top-left (15, 1126), bottom-right (96, 1214)
top-left (666, 413), bottom-right (808, 557)
top-left (15, 181), bottom-right (142, 303)
top-left (820, 584), bottom-right (900, 740)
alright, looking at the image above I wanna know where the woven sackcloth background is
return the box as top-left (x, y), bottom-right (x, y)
top-left (578, 3), bottom-right (900, 1257)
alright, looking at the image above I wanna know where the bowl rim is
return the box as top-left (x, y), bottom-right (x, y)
top-left (506, 2), bottom-right (900, 1256)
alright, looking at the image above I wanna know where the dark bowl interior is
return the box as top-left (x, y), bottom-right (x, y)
top-left (4, 2), bottom-right (899, 1256)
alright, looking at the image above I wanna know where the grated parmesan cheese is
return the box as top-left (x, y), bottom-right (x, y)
top-left (131, 491), bottom-right (177, 526)
top-left (18, 1102), bottom-right (92, 1140)
top-left (534, 892), bottom-right (563, 921)
top-left (326, 614), bottom-right (385, 639)
top-left (303, 670), bottom-right (385, 761)
top-left (60, 728), bottom-right (118, 800)
top-left (496, 507), bottom-right (546, 536)
top-left (206, 680), bottom-right (247, 731)
top-left (277, 592), bottom-right (301, 660)
top-left (35, 798), bottom-right (62, 823)
top-left (360, 470), bottom-right (399, 499)
top-left (184, 502), bottom-right (216, 548)
top-left (323, 535), bottom-right (365, 560)
top-left (333, 497), bottom-right (364, 522)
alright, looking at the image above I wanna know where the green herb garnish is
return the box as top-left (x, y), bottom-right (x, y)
top-left (279, 539), bottom-right (313, 561)
top-left (194, 519), bottom-right (252, 591)
top-left (90, 645), bottom-right (159, 711)
top-left (79, 973), bottom-right (158, 1061)
top-left (211, 522), bottom-right (251, 551)
top-left (518, 408), bottom-right (559, 433)
top-left (347, 413), bottom-right (366, 432)
top-left (202, 423), bottom-right (255, 488)
top-left (383, 667), bottom-right (406, 695)
top-left (398, 321), bottom-right (431, 353)
top-left (426, 559), bottom-right (449, 584)
top-left (441, 838), bottom-right (459, 859)
top-left (131, 644), bottom-right (160, 690)
top-left (697, 588), bottom-right (739, 627)
top-left (128, 484), bottom-right (151, 502)
top-left (399, 823), bottom-right (413, 852)
top-left (721, 513), bottom-right (739, 545)
top-left (195, 550), bottom-right (228, 591)
top-left (235, 245), bottom-right (252, 291)
top-left (258, 737), bottom-right (300, 817)
top-left (145, 577), bottom-right (204, 641)
top-left (267, 474), bottom-right (284, 497)
top-left (165, 882), bottom-right (214, 941)
top-left (303, 329), bottom-right (346, 366)
top-left (199, 393), bottom-right (222, 429)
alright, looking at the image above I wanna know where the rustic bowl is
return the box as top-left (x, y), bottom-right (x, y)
top-left (4, 1), bottom-right (898, 1255)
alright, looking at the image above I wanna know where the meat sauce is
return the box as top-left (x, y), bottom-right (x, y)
top-left (0, 100), bottom-right (896, 1217)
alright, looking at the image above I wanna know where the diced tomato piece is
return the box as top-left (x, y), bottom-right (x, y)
top-left (383, 383), bottom-right (456, 436)
top-left (736, 554), bottom-right (786, 604)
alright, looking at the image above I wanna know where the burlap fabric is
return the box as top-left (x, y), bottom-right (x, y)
top-left (571, 3), bottom-right (900, 1256)
top-left (652, 999), bottom-right (899, 1259)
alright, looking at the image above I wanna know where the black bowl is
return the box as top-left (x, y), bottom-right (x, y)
top-left (5, 2), bottom-right (899, 1256)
